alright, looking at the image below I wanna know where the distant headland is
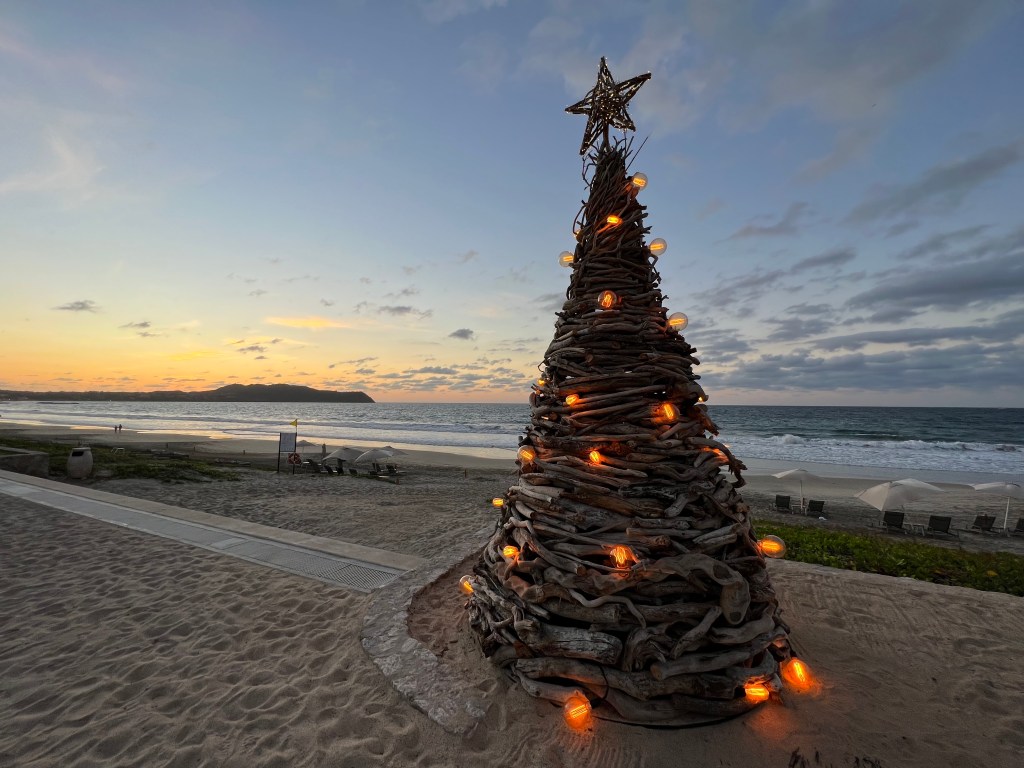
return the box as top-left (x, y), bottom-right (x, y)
top-left (0, 384), bottom-right (374, 403)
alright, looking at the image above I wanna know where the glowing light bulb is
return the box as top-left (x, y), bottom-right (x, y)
top-left (656, 403), bottom-right (678, 421)
top-left (609, 545), bottom-right (635, 569)
top-left (598, 290), bottom-right (618, 309)
top-left (459, 575), bottom-right (474, 594)
top-left (649, 238), bottom-right (667, 255)
top-left (491, 497), bottom-right (505, 508)
top-left (536, 378), bottom-right (546, 387)
top-left (565, 394), bottom-right (580, 406)
top-left (744, 683), bottom-right (771, 703)
top-left (667, 312), bottom-right (688, 331)
top-left (588, 450), bottom-right (602, 464)
top-left (757, 535), bottom-right (787, 559)
top-left (502, 545), bottom-right (520, 559)
top-left (782, 658), bottom-right (813, 689)
top-left (517, 446), bottom-right (536, 463)
top-left (630, 172), bottom-right (648, 190)
top-left (558, 251), bottom-right (574, 267)
top-left (696, 394), bottom-right (707, 404)
top-left (563, 693), bottom-right (591, 730)
top-left (606, 214), bottom-right (622, 226)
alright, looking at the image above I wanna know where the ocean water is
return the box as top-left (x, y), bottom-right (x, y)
top-left (1, 400), bottom-right (1020, 476)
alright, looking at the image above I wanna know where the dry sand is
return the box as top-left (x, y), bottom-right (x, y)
top-left (2, 422), bottom-right (1024, 766)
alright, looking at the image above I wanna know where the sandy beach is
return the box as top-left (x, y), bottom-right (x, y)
top-left (2, 421), bottom-right (1023, 766)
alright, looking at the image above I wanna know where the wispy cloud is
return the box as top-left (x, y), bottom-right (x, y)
top-left (0, 131), bottom-right (103, 201)
top-left (265, 316), bottom-right (349, 330)
top-left (379, 305), bottom-right (433, 319)
top-left (449, 328), bottom-right (476, 340)
top-left (725, 202), bottom-right (808, 240)
top-left (792, 248), bottom-right (856, 271)
top-left (420, 0), bottom-right (507, 24)
top-left (847, 141), bottom-right (1023, 224)
top-left (54, 299), bottom-right (99, 312)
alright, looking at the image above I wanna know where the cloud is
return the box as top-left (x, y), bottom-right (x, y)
top-left (725, 202), bottom-right (808, 240)
top-left (265, 316), bottom-right (348, 329)
top-left (54, 299), bottom-right (98, 312)
top-left (249, 289), bottom-right (267, 297)
top-left (535, 293), bottom-right (565, 313)
top-left (457, 34), bottom-right (508, 88)
top-left (237, 345), bottom-right (266, 354)
top-left (796, 127), bottom-right (876, 183)
top-left (119, 320), bottom-right (151, 329)
top-left (847, 141), bottom-right (1023, 224)
top-left (896, 226), bottom-right (991, 261)
top-left (693, 268), bottom-right (790, 313)
top-left (764, 316), bottom-right (839, 343)
top-left (846, 250), bottom-right (1024, 313)
top-left (812, 320), bottom-right (1022, 352)
top-left (420, 0), bottom-right (507, 24)
top-left (449, 328), bottom-right (476, 340)
top-left (320, 298), bottom-right (335, 306)
top-left (696, 0), bottom-right (1008, 125)
top-left (411, 366), bottom-right (459, 374)
top-left (697, 198), bottom-right (726, 220)
top-left (710, 343), bottom-right (1022, 395)
top-left (379, 305), bottom-right (432, 319)
top-left (457, 249), bottom-right (479, 263)
top-left (791, 248), bottom-right (856, 271)
top-left (0, 131), bottom-right (103, 200)
top-left (384, 287), bottom-right (420, 299)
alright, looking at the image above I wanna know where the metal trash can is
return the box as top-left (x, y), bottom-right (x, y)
top-left (67, 447), bottom-right (94, 479)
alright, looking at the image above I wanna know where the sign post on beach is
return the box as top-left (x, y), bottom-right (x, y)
top-left (277, 425), bottom-right (297, 474)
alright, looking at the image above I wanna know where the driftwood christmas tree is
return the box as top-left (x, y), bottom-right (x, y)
top-left (465, 58), bottom-right (796, 726)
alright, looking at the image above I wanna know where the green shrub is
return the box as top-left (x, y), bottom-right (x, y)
top-left (1, 437), bottom-right (238, 483)
top-left (753, 520), bottom-right (1024, 596)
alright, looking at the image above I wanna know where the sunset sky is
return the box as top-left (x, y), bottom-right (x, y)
top-left (1, 0), bottom-right (1022, 405)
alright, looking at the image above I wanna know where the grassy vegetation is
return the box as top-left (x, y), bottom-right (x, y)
top-left (1, 436), bottom-right (239, 483)
top-left (754, 520), bottom-right (1024, 597)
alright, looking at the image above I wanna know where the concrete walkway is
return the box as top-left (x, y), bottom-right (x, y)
top-left (0, 469), bottom-right (423, 592)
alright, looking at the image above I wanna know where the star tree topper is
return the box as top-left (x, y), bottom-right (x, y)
top-left (565, 57), bottom-right (651, 156)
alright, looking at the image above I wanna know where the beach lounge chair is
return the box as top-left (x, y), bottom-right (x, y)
top-left (774, 495), bottom-right (792, 513)
top-left (805, 499), bottom-right (825, 517)
top-left (924, 515), bottom-right (958, 538)
top-left (881, 511), bottom-right (906, 533)
top-left (1011, 519), bottom-right (1024, 536)
top-left (966, 514), bottom-right (996, 534)
top-left (348, 468), bottom-right (359, 477)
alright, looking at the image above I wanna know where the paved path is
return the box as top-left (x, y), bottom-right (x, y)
top-left (0, 469), bottom-right (423, 592)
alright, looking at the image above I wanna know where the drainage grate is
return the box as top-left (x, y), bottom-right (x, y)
top-left (0, 478), bottom-right (405, 592)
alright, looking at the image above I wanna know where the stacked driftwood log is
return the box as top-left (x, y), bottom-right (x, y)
top-left (466, 139), bottom-right (794, 726)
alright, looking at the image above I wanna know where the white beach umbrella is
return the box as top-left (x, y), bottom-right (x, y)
top-left (971, 482), bottom-right (1023, 534)
top-left (772, 468), bottom-right (818, 508)
top-left (354, 447), bottom-right (395, 465)
top-left (855, 478), bottom-right (945, 512)
top-left (325, 447), bottom-right (365, 463)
